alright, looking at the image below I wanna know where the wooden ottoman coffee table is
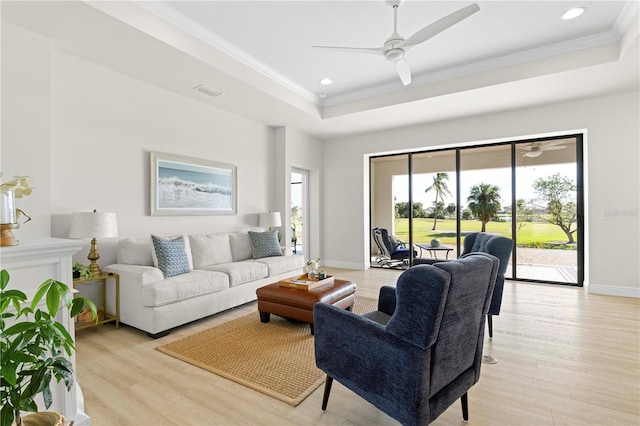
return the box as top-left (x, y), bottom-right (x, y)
top-left (256, 279), bottom-right (356, 335)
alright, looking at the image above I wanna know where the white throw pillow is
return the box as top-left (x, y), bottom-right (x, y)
top-left (188, 233), bottom-right (233, 269)
top-left (117, 238), bottom-right (153, 266)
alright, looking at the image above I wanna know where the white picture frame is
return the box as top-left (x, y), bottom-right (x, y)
top-left (150, 151), bottom-right (237, 216)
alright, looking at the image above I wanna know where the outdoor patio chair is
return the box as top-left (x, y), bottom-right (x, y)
top-left (372, 227), bottom-right (416, 268)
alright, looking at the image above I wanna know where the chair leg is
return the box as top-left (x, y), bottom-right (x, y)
top-left (461, 392), bottom-right (469, 422)
top-left (321, 376), bottom-right (333, 410)
top-left (487, 314), bottom-right (493, 338)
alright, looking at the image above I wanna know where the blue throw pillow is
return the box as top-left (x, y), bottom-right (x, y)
top-left (248, 231), bottom-right (282, 259)
top-left (151, 235), bottom-right (191, 278)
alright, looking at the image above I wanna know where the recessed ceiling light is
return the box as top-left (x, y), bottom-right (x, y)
top-left (318, 92), bottom-right (327, 99)
top-left (562, 7), bottom-right (586, 20)
top-left (319, 78), bottom-right (333, 86)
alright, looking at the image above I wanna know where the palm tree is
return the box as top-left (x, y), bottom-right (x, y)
top-left (445, 203), bottom-right (457, 219)
top-left (467, 183), bottom-right (502, 232)
top-left (425, 173), bottom-right (452, 230)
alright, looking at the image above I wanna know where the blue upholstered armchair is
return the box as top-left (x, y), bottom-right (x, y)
top-left (460, 233), bottom-right (513, 337)
top-left (415, 232), bottom-right (513, 337)
top-left (314, 253), bottom-right (499, 425)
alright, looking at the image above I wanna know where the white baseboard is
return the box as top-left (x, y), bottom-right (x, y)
top-left (323, 260), bottom-right (366, 270)
top-left (588, 282), bottom-right (640, 298)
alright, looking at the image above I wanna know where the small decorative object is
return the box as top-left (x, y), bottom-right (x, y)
top-left (279, 273), bottom-right (334, 290)
top-left (69, 209), bottom-right (118, 277)
top-left (72, 262), bottom-right (93, 280)
top-left (1, 175), bottom-right (33, 247)
top-left (0, 269), bottom-right (97, 426)
top-left (306, 258), bottom-right (320, 280)
top-left (430, 239), bottom-right (441, 248)
top-left (318, 270), bottom-right (327, 280)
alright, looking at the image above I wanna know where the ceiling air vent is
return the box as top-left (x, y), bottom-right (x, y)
top-left (193, 84), bottom-right (223, 98)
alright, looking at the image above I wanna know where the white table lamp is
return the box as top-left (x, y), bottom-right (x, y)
top-left (69, 209), bottom-right (118, 276)
top-left (259, 211), bottom-right (282, 231)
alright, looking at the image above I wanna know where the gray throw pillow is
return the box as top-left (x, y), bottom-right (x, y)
top-left (248, 231), bottom-right (283, 259)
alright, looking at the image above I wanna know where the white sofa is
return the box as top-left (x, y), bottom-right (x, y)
top-left (105, 231), bottom-right (304, 337)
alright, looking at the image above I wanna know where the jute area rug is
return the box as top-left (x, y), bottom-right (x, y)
top-left (157, 295), bottom-right (378, 406)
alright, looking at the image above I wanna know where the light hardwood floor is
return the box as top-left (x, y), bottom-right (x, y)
top-left (75, 267), bottom-right (640, 425)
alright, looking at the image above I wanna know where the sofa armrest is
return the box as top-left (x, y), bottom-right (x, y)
top-left (103, 264), bottom-right (165, 331)
top-left (104, 263), bottom-right (164, 285)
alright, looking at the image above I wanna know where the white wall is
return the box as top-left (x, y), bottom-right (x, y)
top-left (1, 22), bottom-right (52, 236)
top-left (323, 91), bottom-right (640, 297)
top-left (50, 50), bottom-right (274, 242)
top-left (2, 23), bottom-right (321, 267)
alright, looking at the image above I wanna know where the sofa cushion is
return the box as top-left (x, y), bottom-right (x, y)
top-left (248, 231), bottom-right (282, 259)
top-left (189, 233), bottom-right (233, 269)
top-left (229, 232), bottom-right (253, 261)
top-left (151, 235), bottom-right (192, 278)
top-left (254, 254), bottom-right (305, 276)
top-left (201, 261), bottom-right (268, 287)
top-left (117, 238), bottom-right (153, 266)
top-left (142, 270), bottom-right (229, 307)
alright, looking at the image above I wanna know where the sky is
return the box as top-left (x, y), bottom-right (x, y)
top-left (393, 163), bottom-right (576, 209)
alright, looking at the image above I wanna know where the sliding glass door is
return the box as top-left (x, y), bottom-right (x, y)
top-left (369, 135), bottom-right (583, 286)
top-left (410, 151), bottom-right (458, 261)
top-left (514, 137), bottom-right (581, 283)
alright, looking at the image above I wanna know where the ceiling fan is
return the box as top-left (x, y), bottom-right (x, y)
top-left (312, 1), bottom-right (480, 87)
top-left (518, 141), bottom-right (568, 158)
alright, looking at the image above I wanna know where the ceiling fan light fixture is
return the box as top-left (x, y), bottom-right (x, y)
top-left (319, 77), bottom-right (333, 86)
top-left (524, 150), bottom-right (543, 158)
top-left (385, 48), bottom-right (404, 62)
top-left (562, 7), bottom-right (586, 20)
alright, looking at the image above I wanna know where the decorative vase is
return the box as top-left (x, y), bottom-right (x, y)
top-left (306, 261), bottom-right (319, 280)
top-left (430, 238), bottom-right (441, 248)
top-left (1, 190), bottom-right (19, 246)
top-left (1, 189), bottom-right (17, 224)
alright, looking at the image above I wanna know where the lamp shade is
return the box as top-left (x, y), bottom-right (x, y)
top-left (69, 211), bottom-right (118, 239)
top-left (259, 211), bottom-right (282, 228)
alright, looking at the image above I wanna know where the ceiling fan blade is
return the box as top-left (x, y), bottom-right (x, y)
top-left (312, 45), bottom-right (385, 55)
top-left (404, 3), bottom-right (480, 48)
top-left (542, 139), bottom-right (569, 148)
top-left (396, 59), bottom-right (411, 86)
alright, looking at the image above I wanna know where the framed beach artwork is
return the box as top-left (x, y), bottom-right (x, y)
top-left (150, 151), bottom-right (237, 216)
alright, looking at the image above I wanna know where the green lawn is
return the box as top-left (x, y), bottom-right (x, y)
top-left (393, 218), bottom-right (577, 248)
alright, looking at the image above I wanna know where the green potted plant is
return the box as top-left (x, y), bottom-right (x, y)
top-left (0, 269), bottom-right (97, 426)
top-left (71, 262), bottom-right (92, 280)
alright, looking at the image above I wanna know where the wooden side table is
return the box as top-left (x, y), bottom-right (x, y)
top-left (73, 272), bottom-right (119, 330)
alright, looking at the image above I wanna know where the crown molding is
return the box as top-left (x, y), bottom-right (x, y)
top-left (133, 1), bottom-right (322, 105)
top-left (134, 1), bottom-right (637, 110)
top-left (321, 29), bottom-right (623, 107)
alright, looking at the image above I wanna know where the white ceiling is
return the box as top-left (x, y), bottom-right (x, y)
top-left (139, 1), bottom-right (635, 103)
top-left (2, 1), bottom-right (639, 139)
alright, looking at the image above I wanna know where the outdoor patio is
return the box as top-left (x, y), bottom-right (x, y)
top-left (371, 246), bottom-right (578, 283)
